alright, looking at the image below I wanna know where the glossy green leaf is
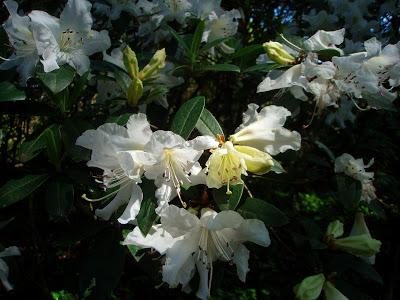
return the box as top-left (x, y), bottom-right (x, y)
top-left (336, 175), bottom-right (362, 212)
top-left (18, 130), bottom-right (47, 162)
top-left (46, 179), bottom-right (74, 217)
top-left (171, 96), bottom-right (205, 139)
top-left (165, 25), bottom-right (190, 54)
top-left (200, 37), bottom-right (232, 52)
top-left (190, 20), bottom-right (205, 62)
top-left (136, 195), bottom-right (157, 237)
top-left (212, 184), bottom-right (244, 211)
top-left (54, 88), bottom-right (71, 113)
top-left (0, 174), bottom-right (49, 208)
top-left (38, 66), bottom-right (75, 94)
top-left (0, 82), bottom-right (26, 102)
top-left (106, 113), bottom-right (131, 125)
top-left (43, 124), bottom-right (63, 169)
top-left (196, 64), bottom-right (241, 73)
top-left (243, 63), bottom-right (281, 73)
top-left (196, 108), bottom-right (224, 138)
top-left (231, 44), bottom-right (263, 59)
top-left (238, 197), bottom-right (289, 227)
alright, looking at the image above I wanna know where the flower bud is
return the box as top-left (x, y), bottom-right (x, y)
top-left (323, 281), bottom-right (348, 300)
top-left (123, 46), bottom-right (139, 79)
top-left (326, 220), bottom-right (344, 238)
top-left (234, 145), bottom-right (274, 175)
top-left (139, 48), bottom-right (166, 80)
top-left (127, 77), bottom-right (143, 107)
top-left (293, 273), bottom-right (325, 300)
top-left (333, 234), bottom-right (381, 257)
top-left (263, 41), bottom-right (296, 65)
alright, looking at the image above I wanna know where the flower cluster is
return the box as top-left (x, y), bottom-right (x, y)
top-left (76, 103), bottom-right (300, 298)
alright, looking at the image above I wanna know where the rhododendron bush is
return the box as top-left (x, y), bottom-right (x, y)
top-left (0, 0), bottom-right (399, 299)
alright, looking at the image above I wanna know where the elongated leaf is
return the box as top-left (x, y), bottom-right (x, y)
top-left (200, 37), bottom-right (232, 52)
top-left (38, 66), bottom-right (75, 94)
top-left (196, 64), bottom-right (241, 73)
top-left (243, 63), bottom-right (281, 73)
top-left (54, 88), bottom-right (71, 113)
top-left (106, 113), bottom-right (131, 125)
top-left (43, 124), bottom-right (63, 169)
top-left (18, 130), bottom-right (47, 162)
top-left (212, 184), bottom-right (244, 211)
top-left (165, 25), bottom-right (191, 54)
top-left (231, 44), bottom-right (263, 59)
top-left (0, 174), bottom-right (49, 208)
top-left (190, 20), bottom-right (205, 62)
top-left (336, 175), bottom-right (362, 212)
top-left (171, 96), bottom-right (205, 139)
top-left (0, 82), bottom-right (26, 101)
top-left (46, 179), bottom-right (74, 217)
top-left (196, 108), bottom-right (224, 137)
top-left (238, 197), bottom-right (289, 227)
top-left (136, 195), bottom-right (157, 236)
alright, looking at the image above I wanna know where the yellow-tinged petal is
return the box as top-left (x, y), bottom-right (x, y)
top-left (263, 41), bottom-right (296, 65)
top-left (234, 145), bottom-right (273, 175)
top-left (127, 77), bottom-right (143, 107)
top-left (123, 46), bottom-right (139, 79)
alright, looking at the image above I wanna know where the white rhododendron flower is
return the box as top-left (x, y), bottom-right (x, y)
top-left (140, 130), bottom-right (218, 209)
top-left (334, 153), bottom-right (377, 202)
top-left (304, 28), bottom-right (345, 53)
top-left (29, 0), bottom-right (111, 75)
top-left (158, 0), bottom-right (192, 24)
top-left (124, 205), bottom-right (270, 299)
top-left (230, 104), bottom-right (301, 155)
top-left (0, 1), bottom-right (43, 84)
top-left (76, 113), bottom-right (154, 223)
top-left (0, 246), bottom-right (21, 291)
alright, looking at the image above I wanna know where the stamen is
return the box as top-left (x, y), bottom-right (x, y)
top-left (81, 182), bottom-right (130, 202)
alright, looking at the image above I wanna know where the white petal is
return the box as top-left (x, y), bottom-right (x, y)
top-left (123, 224), bottom-right (175, 255)
top-left (304, 28), bottom-right (345, 51)
top-left (232, 243), bottom-right (250, 282)
top-left (160, 205), bottom-right (200, 237)
top-left (60, 0), bottom-right (93, 33)
top-left (0, 246), bottom-right (21, 258)
top-left (41, 48), bottom-right (60, 73)
top-left (205, 210), bottom-right (244, 231)
top-left (0, 259), bottom-right (12, 291)
top-left (117, 150), bottom-right (155, 179)
top-left (237, 219), bottom-right (271, 247)
top-left (155, 182), bottom-right (177, 215)
top-left (29, 10), bottom-right (60, 38)
top-left (67, 51), bottom-right (91, 75)
top-left (126, 113), bottom-right (153, 146)
top-left (163, 233), bottom-right (199, 287)
top-left (95, 183), bottom-right (133, 220)
top-left (195, 259), bottom-right (210, 300)
top-left (185, 136), bottom-right (219, 151)
top-left (118, 183), bottom-right (143, 224)
top-left (103, 47), bottom-right (125, 70)
top-left (144, 130), bottom-right (185, 156)
top-left (257, 65), bottom-right (303, 93)
top-left (83, 30), bottom-right (111, 56)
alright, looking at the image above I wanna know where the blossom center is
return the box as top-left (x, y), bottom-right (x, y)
top-left (59, 29), bottom-right (84, 53)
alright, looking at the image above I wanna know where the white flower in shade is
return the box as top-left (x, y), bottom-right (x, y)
top-left (105, 0), bottom-right (136, 20)
top-left (230, 104), bottom-right (301, 156)
top-left (0, 1), bottom-right (42, 84)
top-left (123, 205), bottom-right (270, 299)
top-left (302, 9), bottom-right (338, 32)
top-left (138, 131), bottom-right (218, 209)
top-left (76, 113), bottom-right (154, 223)
top-left (325, 98), bottom-right (356, 129)
top-left (0, 246), bottom-right (21, 291)
top-left (202, 9), bottom-right (241, 54)
top-left (304, 28), bottom-right (345, 53)
top-left (28, 0), bottom-right (111, 75)
top-left (334, 153), bottom-right (377, 202)
top-left (192, 0), bottom-right (223, 19)
top-left (158, 0), bottom-right (192, 24)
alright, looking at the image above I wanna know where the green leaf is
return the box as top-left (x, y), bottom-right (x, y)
top-left (212, 184), bottom-right (244, 211)
top-left (122, 229), bottom-right (144, 262)
top-left (243, 63), bottom-right (281, 73)
top-left (136, 195), bottom-right (157, 237)
top-left (54, 88), bottom-right (71, 113)
top-left (43, 124), bottom-right (63, 169)
top-left (18, 130), bottom-right (47, 162)
top-left (196, 108), bottom-right (224, 138)
top-left (38, 65), bottom-right (75, 94)
top-left (238, 197), bottom-right (289, 227)
top-left (0, 174), bottom-right (49, 208)
top-left (314, 140), bottom-right (335, 162)
top-left (136, 179), bottom-right (158, 236)
top-left (106, 113), bottom-right (131, 125)
top-left (336, 175), bottom-right (362, 212)
top-left (165, 25), bottom-right (191, 54)
top-left (46, 179), bottom-right (74, 217)
top-left (200, 37), bottom-right (233, 52)
top-left (316, 48), bottom-right (342, 60)
top-left (190, 20), bottom-right (205, 63)
top-left (271, 158), bottom-right (285, 174)
top-left (62, 119), bottom-right (92, 162)
top-left (171, 96), bottom-right (205, 139)
top-left (231, 44), bottom-right (263, 59)
top-left (196, 64), bottom-right (241, 73)
top-left (0, 82), bottom-right (26, 101)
